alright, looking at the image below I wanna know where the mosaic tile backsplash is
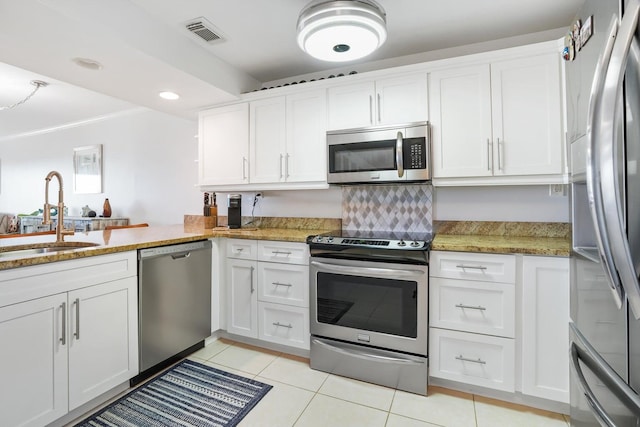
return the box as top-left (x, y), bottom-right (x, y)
top-left (342, 184), bottom-right (433, 233)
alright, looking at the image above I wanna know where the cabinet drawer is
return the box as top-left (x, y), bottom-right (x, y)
top-left (430, 251), bottom-right (516, 283)
top-left (429, 328), bottom-right (515, 392)
top-left (258, 241), bottom-right (309, 265)
top-left (258, 302), bottom-right (309, 350)
top-left (430, 277), bottom-right (515, 338)
top-left (226, 239), bottom-right (258, 260)
top-left (258, 263), bottom-right (309, 307)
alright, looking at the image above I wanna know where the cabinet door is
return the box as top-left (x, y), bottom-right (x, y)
top-left (0, 294), bottom-right (68, 427)
top-left (491, 54), bottom-right (564, 176)
top-left (327, 81), bottom-right (375, 130)
top-left (68, 277), bottom-right (138, 410)
top-left (227, 258), bottom-right (258, 338)
top-left (375, 73), bottom-right (428, 125)
top-left (199, 103), bottom-right (249, 186)
top-left (430, 64), bottom-right (493, 178)
top-left (250, 97), bottom-right (287, 183)
top-left (286, 90), bottom-right (327, 183)
top-left (521, 256), bottom-right (570, 403)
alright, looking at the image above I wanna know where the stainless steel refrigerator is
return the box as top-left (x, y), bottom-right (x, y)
top-left (568, 0), bottom-right (640, 425)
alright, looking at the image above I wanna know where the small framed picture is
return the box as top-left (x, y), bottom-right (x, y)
top-left (73, 145), bottom-right (102, 194)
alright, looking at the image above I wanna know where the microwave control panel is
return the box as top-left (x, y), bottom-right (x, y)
top-left (403, 138), bottom-right (426, 169)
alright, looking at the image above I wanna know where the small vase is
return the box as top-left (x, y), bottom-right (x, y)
top-left (103, 198), bottom-right (112, 218)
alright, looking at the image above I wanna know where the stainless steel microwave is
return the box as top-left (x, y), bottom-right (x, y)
top-left (327, 122), bottom-right (431, 184)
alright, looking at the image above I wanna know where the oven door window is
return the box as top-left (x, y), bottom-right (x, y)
top-left (316, 272), bottom-right (417, 338)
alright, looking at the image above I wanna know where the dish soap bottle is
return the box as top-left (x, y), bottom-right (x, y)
top-left (103, 198), bottom-right (112, 218)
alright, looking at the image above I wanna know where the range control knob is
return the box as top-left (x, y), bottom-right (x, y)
top-left (327, 237), bottom-right (334, 242)
top-left (410, 241), bottom-right (421, 248)
top-left (316, 236), bottom-right (324, 242)
top-left (397, 239), bottom-right (406, 247)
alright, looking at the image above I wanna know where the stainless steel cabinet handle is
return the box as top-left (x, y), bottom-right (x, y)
top-left (272, 250), bottom-right (291, 255)
top-left (455, 264), bottom-right (487, 270)
top-left (279, 154), bottom-right (284, 179)
top-left (497, 137), bottom-right (503, 171)
top-left (242, 157), bottom-right (247, 180)
top-left (250, 266), bottom-right (255, 293)
top-left (272, 322), bottom-right (292, 328)
top-left (396, 131), bottom-right (404, 178)
top-left (455, 303), bottom-right (487, 311)
top-left (455, 355), bottom-right (486, 365)
top-left (377, 93), bottom-right (382, 123)
top-left (60, 302), bottom-right (66, 345)
top-left (369, 95), bottom-right (374, 125)
top-left (272, 282), bottom-right (292, 287)
top-left (73, 298), bottom-right (80, 339)
top-left (285, 153), bottom-right (290, 178)
top-left (487, 139), bottom-right (492, 171)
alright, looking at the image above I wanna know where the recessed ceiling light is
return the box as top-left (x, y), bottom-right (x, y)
top-left (72, 57), bottom-right (103, 70)
top-left (159, 91), bottom-right (180, 100)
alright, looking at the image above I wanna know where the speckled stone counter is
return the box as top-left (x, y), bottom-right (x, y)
top-left (0, 217), bottom-right (340, 270)
top-left (431, 221), bottom-right (572, 256)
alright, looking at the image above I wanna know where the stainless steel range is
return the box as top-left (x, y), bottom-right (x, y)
top-left (307, 229), bottom-right (431, 395)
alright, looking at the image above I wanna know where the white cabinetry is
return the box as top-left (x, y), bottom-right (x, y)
top-left (429, 251), bottom-right (516, 392)
top-left (199, 103), bottom-right (249, 186)
top-left (0, 252), bottom-right (138, 427)
top-left (249, 90), bottom-right (327, 186)
top-left (327, 73), bottom-right (428, 130)
top-left (430, 50), bottom-right (564, 185)
top-left (225, 238), bottom-right (310, 350)
top-left (521, 256), bottom-right (570, 404)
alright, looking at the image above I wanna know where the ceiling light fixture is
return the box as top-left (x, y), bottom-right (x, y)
top-left (159, 91), bottom-right (180, 100)
top-left (72, 57), bottom-right (103, 70)
top-left (296, 0), bottom-right (387, 62)
top-left (0, 80), bottom-right (48, 111)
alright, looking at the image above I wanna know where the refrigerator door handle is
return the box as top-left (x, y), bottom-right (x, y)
top-left (570, 323), bottom-right (640, 421)
top-left (594, 0), bottom-right (640, 319)
top-left (586, 14), bottom-right (625, 310)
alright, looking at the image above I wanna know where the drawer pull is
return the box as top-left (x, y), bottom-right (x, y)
top-left (272, 282), bottom-right (293, 287)
top-left (455, 355), bottom-right (487, 365)
top-left (272, 250), bottom-right (292, 256)
top-left (236, 248), bottom-right (244, 252)
top-left (455, 303), bottom-right (487, 311)
top-left (273, 322), bottom-right (293, 328)
top-left (455, 264), bottom-right (488, 271)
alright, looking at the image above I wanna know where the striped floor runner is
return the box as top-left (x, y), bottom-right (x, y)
top-left (75, 359), bottom-right (272, 427)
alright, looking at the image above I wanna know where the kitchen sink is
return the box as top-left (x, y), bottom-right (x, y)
top-left (0, 241), bottom-right (100, 259)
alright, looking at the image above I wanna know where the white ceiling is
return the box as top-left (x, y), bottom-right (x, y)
top-left (0, 0), bottom-right (585, 140)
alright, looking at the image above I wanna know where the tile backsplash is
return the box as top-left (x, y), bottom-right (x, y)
top-left (342, 184), bottom-right (433, 233)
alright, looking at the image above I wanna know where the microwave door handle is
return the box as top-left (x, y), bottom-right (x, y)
top-left (585, 14), bottom-right (624, 310)
top-left (596, 0), bottom-right (640, 319)
top-left (396, 131), bottom-right (404, 177)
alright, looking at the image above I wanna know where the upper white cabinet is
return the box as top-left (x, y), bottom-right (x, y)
top-left (327, 73), bottom-right (428, 130)
top-left (199, 103), bottom-right (249, 186)
top-left (430, 51), bottom-right (565, 185)
top-left (249, 90), bottom-right (327, 186)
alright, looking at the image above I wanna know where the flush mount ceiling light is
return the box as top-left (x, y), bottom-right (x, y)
top-left (159, 91), bottom-right (180, 100)
top-left (296, 0), bottom-right (387, 62)
top-left (0, 80), bottom-right (48, 111)
top-left (72, 57), bottom-right (103, 70)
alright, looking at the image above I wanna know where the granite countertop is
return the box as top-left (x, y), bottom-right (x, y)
top-left (431, 221), bottom-right (572, 257)
top-left (0, 219), bottom-right (337, 271)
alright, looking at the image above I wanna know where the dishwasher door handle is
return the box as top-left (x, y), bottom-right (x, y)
top-left (171, 251), bottom-right (191, 260)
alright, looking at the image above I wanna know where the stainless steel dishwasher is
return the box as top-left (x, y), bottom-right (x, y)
top-left (133, 240), bottom-right (212, 385)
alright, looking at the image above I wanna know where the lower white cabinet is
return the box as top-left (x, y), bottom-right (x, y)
top-left (0, 252), bottom-right (138, 427)
top-left (521, 256), bottom-right (570, 404)
top-left (429, 327), bottom-right (515, 392)
top-left (226, 238), bottom-right (310, 350)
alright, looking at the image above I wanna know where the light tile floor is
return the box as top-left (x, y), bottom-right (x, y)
top-left (189, 339), bottom-right (571, 427)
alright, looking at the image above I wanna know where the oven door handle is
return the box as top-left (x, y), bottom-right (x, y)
top-left (312, 338), bottom-right (425, 366)
top-left (310, 260), bottom-right (425, 278)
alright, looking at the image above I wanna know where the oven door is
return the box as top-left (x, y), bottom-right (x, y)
top-left (310, 256), bottom-right (428, 356)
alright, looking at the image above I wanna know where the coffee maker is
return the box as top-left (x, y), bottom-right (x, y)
top-left (227, 194), bottom-right (242, 229)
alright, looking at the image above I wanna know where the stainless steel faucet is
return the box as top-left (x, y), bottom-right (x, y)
top-left (43, 171), bottom-right (74, 242)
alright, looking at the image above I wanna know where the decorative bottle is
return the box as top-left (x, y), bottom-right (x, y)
top-left (103, 198), bottom-right (112, 218)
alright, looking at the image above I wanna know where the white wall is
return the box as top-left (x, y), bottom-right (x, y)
top-left (0, 109), bottom-right (202, 225)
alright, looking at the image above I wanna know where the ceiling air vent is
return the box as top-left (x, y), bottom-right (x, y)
top-left (185, 17), bottom-right (223, 43)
